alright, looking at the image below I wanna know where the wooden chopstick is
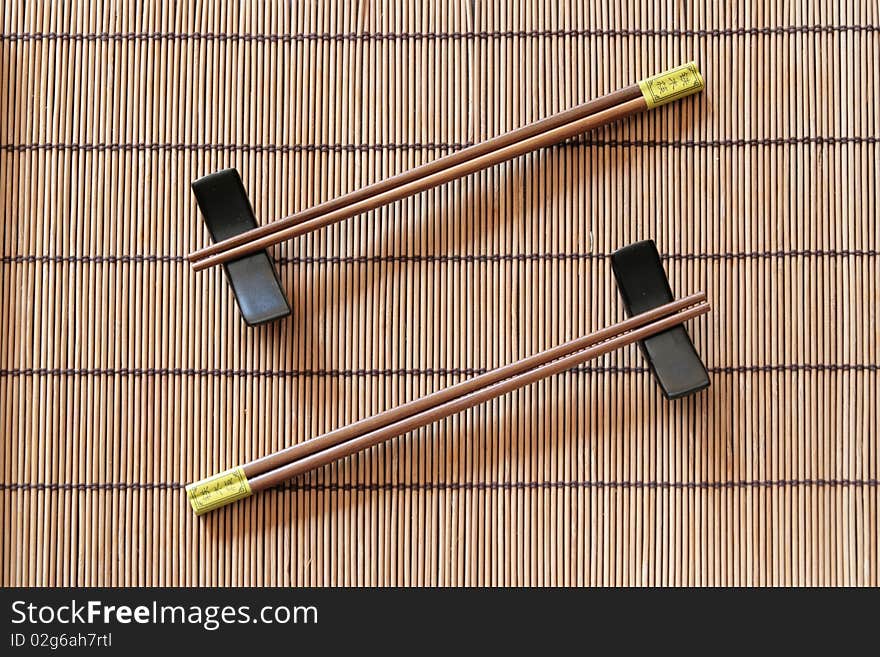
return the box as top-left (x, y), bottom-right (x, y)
top-left (187, 295), bottom-right (710, 513)
top-left (250, 301), bottom-right (710, 487)
top-left (189, 63), bottom-right (705, 271)
top-left (243, 291), bottom-right (705, 477)
top-left (187, 84), bottom-right (642, 264)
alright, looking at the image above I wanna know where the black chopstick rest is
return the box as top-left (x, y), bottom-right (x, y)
top-left (610, 240), bottom-right (710, 399)
top-left (191, 169), bottom-right (291, 326)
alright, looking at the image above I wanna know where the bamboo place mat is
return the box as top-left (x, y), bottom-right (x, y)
top-left (1, 1), bottom-right (878, 587)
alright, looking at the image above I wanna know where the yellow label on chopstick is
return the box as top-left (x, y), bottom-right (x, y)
top-left (638, 62), bottom-right (704, 109)
top-left (186, 467), bottom-right (252, 515)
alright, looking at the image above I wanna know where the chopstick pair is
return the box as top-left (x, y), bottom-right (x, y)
top-left (187, 241), bottom-right (712, 515)
top-left (187, 62), bottom-right (705, 325)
